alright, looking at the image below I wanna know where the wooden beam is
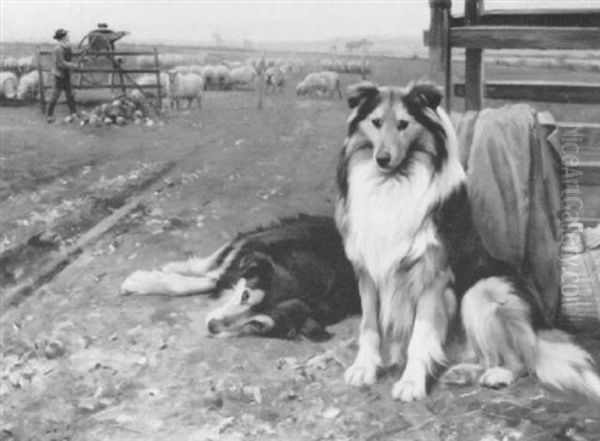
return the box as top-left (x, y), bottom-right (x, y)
top-left (454, 81), bottom-right (600, 104)
top-left (38, 50), bottom-right (157, 57)
top-left (556, 123), bottom-right (600, 157)
top-left (43, 84), bottom-right (162, 90)
top-left (450, 26), bottom-right (600, 50)
top-left (72, 68), bottom-right (160, 74)
top-left (428, 0), bottom-right (452, 111)
top-left (574, 161), bottom-right (600, 186)
top-left (464, 0), bottom-right (483, 111)
top-left (451, 8), bottom-right (600, 27)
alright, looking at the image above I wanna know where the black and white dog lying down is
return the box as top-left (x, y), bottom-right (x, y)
top-left (121, 215), bottom-right (360, 340)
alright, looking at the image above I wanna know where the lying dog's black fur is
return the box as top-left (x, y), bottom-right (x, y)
top-left (121, 215), bottom-right (360, 340)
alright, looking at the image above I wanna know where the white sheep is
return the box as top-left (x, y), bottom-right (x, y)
top-left (3, 57), bottom-right (18, 72)
top-left (201, 65), bottom-right (217, 90)
top-left (296, 71), bottom-right (341, 99)
top-left (18, 56), bottom-right (35, 74)
top-left (264, 66), bottom-right (285, 93)
top-left (167, 71), bottom-right (204, 110)
top-left (0, 71), bottom-right (18, 99)
top-left (229, 65), bottom-right (257, 89)
top-left (318, 71), bottom-right (342, 99)
top-left (187, 65), bottom-right (204, 76)
top-left (214, 65), bottom-right (231, 90)
top-left (17, 71), bottom-right (47, 100)
top-left (131, 72), bottom-right (169, 104)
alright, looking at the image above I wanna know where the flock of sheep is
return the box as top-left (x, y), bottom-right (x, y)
top-left (0, 52), bottom-right (371, 107)
top-left (319, 57), bottom-right (371, 74)
top-left (0, 56), bottom-right (41, 100)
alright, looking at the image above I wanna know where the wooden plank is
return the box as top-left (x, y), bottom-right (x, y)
top-left (573, 161), bottom-right (600, 186)
top-left (464, 0), bottom-right (483, 111)
top-left (428, 0), bottom-right (452, 111)
top-left (450, 26), bottom-right (600, 50)
top-left (154, 47), bottom-right (162, 110)
top-left (36, 46), bottom-right (47, 114)
top-left (451, 9), bottom-right (600, 27)
top-left (72, 68), bottom-right (160, 74)
top-left (454, 81), bottom-right (600, 104)
top-left (556, 123), bottom-right (600, 157)
top-left (43, 84), bottom-right (162, 90)
top-left (38, 50), bottom-right (156, 57)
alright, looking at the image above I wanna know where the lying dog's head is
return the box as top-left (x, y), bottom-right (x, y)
top-left (205, 251), bottom-right (330, 340)
top-left (344, 81), bottom-right (447, 175)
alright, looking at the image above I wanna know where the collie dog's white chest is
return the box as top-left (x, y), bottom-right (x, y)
top-left (340, 161), bottom-right (439, 283)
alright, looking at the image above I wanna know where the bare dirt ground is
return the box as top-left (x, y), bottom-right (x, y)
top-left (1, 59), bottom-right (600, 441)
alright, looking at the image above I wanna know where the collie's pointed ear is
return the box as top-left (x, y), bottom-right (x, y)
top-left (347, 81), bottom-right (379, 109)
top-left (406, 82), bottom-right (443, 109)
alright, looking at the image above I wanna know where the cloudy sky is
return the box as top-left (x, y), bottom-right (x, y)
top-left (0, 0), bottom-right (596, 45)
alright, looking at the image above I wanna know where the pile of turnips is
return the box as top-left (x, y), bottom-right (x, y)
top-left (66, 95), bottom-right (157, 127)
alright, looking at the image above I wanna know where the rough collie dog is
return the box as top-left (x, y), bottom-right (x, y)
top-left (121, 215), bottom-right (360, 340)
top-left (335, 81), bottom-right (600, 401)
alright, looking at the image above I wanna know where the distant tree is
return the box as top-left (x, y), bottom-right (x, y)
top-left (346, 39), bottom-right (373, 53)
top-left (330, 44), bottom-right (337, 54)
top-left (243, 38), bottom-right (254, 50)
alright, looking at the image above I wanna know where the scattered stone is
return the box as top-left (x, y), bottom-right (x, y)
top-left (217, 417), bottom-right (235, 433)
top-left (322, 406), bottom-right (341, 419)
top-left (202, 388), bottom-right (224, 410)
top-left (278, 389), bottom-right (299, 401)
top-left (43, 339), bottom-right (65, 359)
top-left (77, 396), bottom-right (106, 413)
top-left (241, 386), bottom-right (262, 404)
top-left (276, 357), bottom-right (299, 370)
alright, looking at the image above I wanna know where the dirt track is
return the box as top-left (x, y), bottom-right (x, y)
top-left (1, 72), bottom-right (600, 440)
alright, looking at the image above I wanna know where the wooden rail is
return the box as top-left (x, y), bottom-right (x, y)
top-left (454, 81), bottom-right (600, 104)
top-left (450, 26), bottom-right (600, 50)
top-left (451, 8), bottom-right (600, 27)
top-left (37, 50), bottom-right (156, 57)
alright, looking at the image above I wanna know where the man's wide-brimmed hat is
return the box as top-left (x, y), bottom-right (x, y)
top-left (53, 28), bottom-right (68, 40)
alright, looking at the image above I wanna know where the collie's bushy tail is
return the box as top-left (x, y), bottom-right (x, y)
top-left (534, 330), bottom-right (600, 400)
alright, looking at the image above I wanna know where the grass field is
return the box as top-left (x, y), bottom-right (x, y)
top-left (1, 51), bottom-right (599, 441)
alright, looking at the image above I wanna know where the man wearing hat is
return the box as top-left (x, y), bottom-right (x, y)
top-left (47, 28), bottom-right (77, 123)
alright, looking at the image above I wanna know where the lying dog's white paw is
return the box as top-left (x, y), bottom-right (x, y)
top-left (479, 367), bottom-right (518, 389)
top-left (344, 360), bottom-right (378, 387)
top-left (120, 270), bottom-right (166, 295)
top-left (392, 377), bottom-right (426, 402)
top-left (161, 261), bottom-right (190, 274)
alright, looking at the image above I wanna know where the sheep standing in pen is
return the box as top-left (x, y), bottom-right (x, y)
top-left (229, 65), bottom-right (257, 89)
top-left (17, 71), bottom-right (47, 100)
top-left (264, 66), bottom-right (285, 93)
top-left (130, 73), bottom-right (169, 105)
top-left (166, 71), bottom-right (204, 110)
top-left (0, 71), bottom-right (18, 100)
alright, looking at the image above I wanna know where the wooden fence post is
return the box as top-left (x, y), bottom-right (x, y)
top-left (37, 46), bottom-right (47, 114)
top-left (464, 0), bottom-right (483, 110)
top-left (428, 0), bottom-right (452, 111)
top-left (153, 47), bottom-right (162, 110)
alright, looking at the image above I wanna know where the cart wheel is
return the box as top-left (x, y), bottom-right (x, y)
top-left (77, 33), bottom-right (113, 87)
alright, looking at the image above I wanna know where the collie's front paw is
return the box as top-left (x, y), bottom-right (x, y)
top-left (120, 270), bottom-right (165, 295)
top-left (479, 367), bottom-right (518, 389)
top-left (392, 377), bottom-right (426, 401)
top-left (345, 360), bottom-right (378, 387)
